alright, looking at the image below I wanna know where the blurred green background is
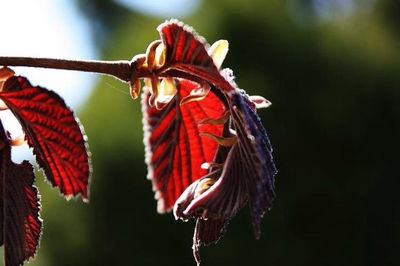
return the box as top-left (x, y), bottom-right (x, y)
top-left (15, 0), bottom-right (400, 265)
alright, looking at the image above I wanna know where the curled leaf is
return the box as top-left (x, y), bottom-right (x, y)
top-left (180, 82), bottom-right (211, 106)
top-left (199, 132), bottom-right (237, 147)
top-left (129, 78), bottom-right (141, 100)
top-left (0, 67), bottom-right (15, 93)
top-left (0, 67), bottom-right (15, 81)
top-left (198, 110), bottom-right (230, 125)
top-left (155, 77), bottom-right (177, 109)
top-left (208, 40), bottom-right (229, 70)
top-left (248, 95), bottom-right (272, 109)
top-left (146, 40), bottom-right (163, 71)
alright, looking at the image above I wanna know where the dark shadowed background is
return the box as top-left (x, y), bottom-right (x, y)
top-left (3, 0), bottom-right (400, 265)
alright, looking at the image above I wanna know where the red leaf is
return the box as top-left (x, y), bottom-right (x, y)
top-left (0, 76), bottom-right (91, 200)
top-left (229, 90), bottom-right (277, 238)
top-left (157, 20), bottom-right (234, 92)
top-left (0, 121), bottom-right (42, 266)
top-left (142, 79), bottom-right (226, 212)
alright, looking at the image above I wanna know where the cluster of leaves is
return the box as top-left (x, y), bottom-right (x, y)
top-left (137, 20), bottom-right (277, 265)
top-left (0, 20), bottom-right (276, 266)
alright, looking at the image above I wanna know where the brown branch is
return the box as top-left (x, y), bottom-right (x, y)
top-left (0, 56), bottom-right (134, 82)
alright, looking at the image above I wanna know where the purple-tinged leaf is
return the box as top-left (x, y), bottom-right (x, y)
top-left (229, 89), bottom-right (277, 238)
top-left (0, 120), bottom-right (42, 266)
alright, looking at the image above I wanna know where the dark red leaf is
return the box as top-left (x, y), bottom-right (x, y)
top-left (157, 20), bottom-right (234, 92)
top-left (229, 90), bottom-right (277, 238)
top-left (0, 121), bottom-right (42, 266)
top-left (142, 79), bottom-right (225, 212)
top-left (0, 76), bottom-right (90, 200)
top-left (174, 144), bottom-right (248, 221)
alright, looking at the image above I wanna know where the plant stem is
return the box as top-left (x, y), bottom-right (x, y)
top-left (0, 56), bottom-right (133, 82)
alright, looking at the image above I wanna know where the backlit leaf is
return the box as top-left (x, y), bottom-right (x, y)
top-left (0, 76), bottom-right (91, 200)
top-left (142, 79), bottom-right (225, 212)
top-left (157, 19), bottom-right (234, 92)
